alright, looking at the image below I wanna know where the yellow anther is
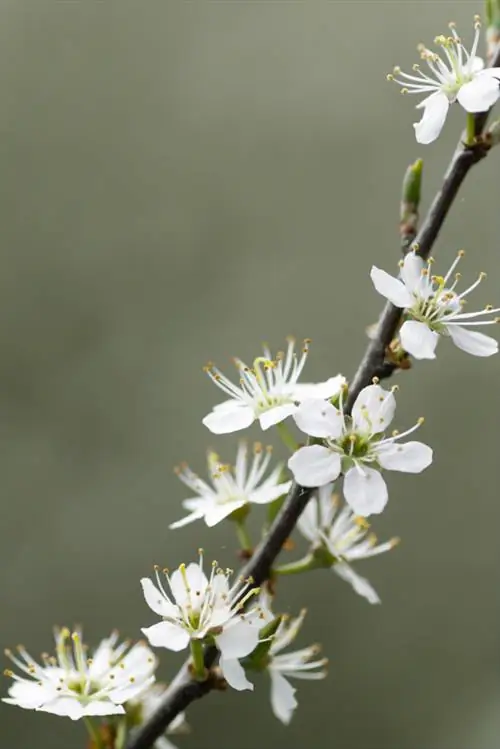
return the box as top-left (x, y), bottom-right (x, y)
top-left (372, 376), bottom-right (380, 385)
top-left (390, 537), bottom-right (401, 548)
top-left (417, 417), bottom-right (425, 425)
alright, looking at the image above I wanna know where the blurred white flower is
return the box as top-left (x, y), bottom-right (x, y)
top-left (202, 337), bottom-right (345, 434)
top-left (297, 484), bottom-right (399, 604)
top-left (388, 18), bottom-right (500, 143)
top-left (140, 553), bottom-right (261, 691)
top-left (258, 593), bottom-right (327, 725)
top-left (127, 684), bottom-right (188, 749)
top-left (371, 251), bottom-right (500, 359)
top-left (288, 384), bottom-right (432, 516)
top-left (2, 629), bottom-right (156, 720)
top-left (170, 442), bottom-right (291, 529)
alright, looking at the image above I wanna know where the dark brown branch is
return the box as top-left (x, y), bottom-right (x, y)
top-left (126, 44), bottom-right (500, 749)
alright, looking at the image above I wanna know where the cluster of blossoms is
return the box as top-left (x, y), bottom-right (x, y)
top-left (4, 13), bottom-right (500, 749)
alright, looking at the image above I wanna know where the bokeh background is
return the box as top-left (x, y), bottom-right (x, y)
top-left (1, 1), bottom-right (499, 747)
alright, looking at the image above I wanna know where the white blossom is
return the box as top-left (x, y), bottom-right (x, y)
top-left (127, 684), bottom-right (188, 749)
top-left (257, 593), bottom-right (327, 725)
top-left (202, 337), bottom-right (345, 434)
top-left (170, 442), bottom-right (291, 529)
top-left (371, 251), bottom-right (500, 359)
top-left (140, 553), bottom-right (262, 691)
top-left (298, 484), bottom-right (398, 604)
top-left (388, 18), bottom-right (500, 144)
top-left (288, 384), bottom-right (432, 516)
top-left (2, 629), bottom-right (156, 720)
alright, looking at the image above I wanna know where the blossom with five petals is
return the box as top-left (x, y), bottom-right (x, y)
top-left (371, 251), bottom-right (500, 359)
top-left (388, 18), bottom-right (500, 143)
top-left (140, 553), bottom-right (262, 691)
top-left (288, 384), bottom-right (433, 516)
top-left (297, 484), bottom-right (399, 604)
top-left (2, 629), bottom-right (156, 720)
top-left (202, 337), bottom-right (345, 434)
top-left (170, 442), bottom-right (291, 529)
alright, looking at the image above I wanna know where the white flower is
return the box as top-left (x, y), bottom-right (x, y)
top-left (140, 553), bottom-right (262, 691)
top-left (257, 593), bottom-right (327, 725)
top-left (170, 442), bottom-right (291, 529)
top-left (2, 629), bottom-right (156, 720)
top-left (298, 484), bottom-right (398, 604)
top-left (127, 684), bottom-right (188, 749)
top-left (388, 18), bottom-right (500, 143)
top-left (202, 337), bottom-right (345, 434)
top-left (288, 384), bottom-right (432, 516)
top-left (371, 251), bottom-right (500, 359)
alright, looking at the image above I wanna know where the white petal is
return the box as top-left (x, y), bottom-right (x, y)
top-left (215, 619), bottom-right (260, 659)
top-left (141, 622), bottom-right (190, 652)
top-left (202, 402), bottom-right (254, 434)
top-left (447, 325), bottom-right (498, 356)
top-left (470, 56), bottom-right (485, 73)
top-left (343, 466), bottom-right (388, 516)
top-left (3, 681), bottom-right (52, 709)
top-left (293, 399), bottom-right (343, 439)
top-left (292, 374), bottom-right (346, 401)
top-left (370, 267), bottom-right (413, 308)
top-left (37, 697), bottom-right (89, 720)
top-left (377, 441), bottom-right (433, 473)
top-left (204, 500), bottom-right (247, 527)
top-left (259, 403), bottom-right (297, 430)
top-left (269, 670), bottom-right (297, 725)
top-left (413, 92), bottom-right (450, 144)
top-left (296, 497), bottom-right (320, 543)
top-left (251, 481), bottom-right (292, 505)
top-left (288, 446), bottom-right (341, 488)
top-left (457, 72), bottom-right (500, 113)
top-left (169, 510), bottom-right (205, 529)
top-left (333, 562), bottom-right (381, 604)
top-left (400, 320), bottom-right (439, 359)
top-left (401, 253), bottom-right (424, 292)
top-left (351, 384), bottom-right (396, 434)
top-left (81, 699), bottom-right (128, 716)
top-left (219, 657), bottom-right (254, 691)
top-left (140, 579), bottom-right (176, 618)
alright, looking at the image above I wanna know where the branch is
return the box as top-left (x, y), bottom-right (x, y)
top-left (126, 43), bottom-right (500, 749)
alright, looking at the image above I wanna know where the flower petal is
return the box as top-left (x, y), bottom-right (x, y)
top-left (270, 670), bottom-right (298, 725)
top-left (259, 403), bottom-right (297, 430)
top-left (169, 510), bottom-right (205, 529)
top-left (292, 374), bottom-right (346, 401)
top-left (293, 399), bottom-right (343, 439)
top-left (215, 618), bottom-right (260, 659)
top-left (219, 657), bottom-right (254, 691)
top-left (251, 481), bottom-right (292, 505)
top-left (141, 622), bottom-right (190, 652)
top-left (457, 72), bottom-right (500, 112)
top-left (333, 562), bottom-right (380, 604)
top-left (288, 446), bottom-right (341, 488)
top-left (447, 325), bottom-right (498, 356)
top-left (204, 500), bottom-right (247, 527)
top-left (141, 579), bottom-right (177, 618)
top-left (370, 267), bottom-right (413, 308)
top-left (351, 384), bottom-right (396, 434)
top-left (343, 466), bottom-right (388, 516)
top-left (400, 320), bottom-right (439, 359)
top-left (377, 441), bottom-right (433, 473)
top-left (401, 253), bottom-right (424, 293)
top-left (413, 92), bottom-right (450, 144)
top-left (202, 402), bottom-right (254, 434)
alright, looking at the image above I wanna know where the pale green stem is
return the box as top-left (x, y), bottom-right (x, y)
top-left (276, 421), bottom-right (299, 452)
top-left (190, 639), bottom-right (207, 681)
top-left (115, 717), bottom-right (128, 749)
top-left (465, 112), bottom-right (476, 146)
top-left (235, 520), bottom-right (252, 552)
top-left (83, 716), bottom-right (103, 749)
top-left (273, 553), bottom-right (320, 575)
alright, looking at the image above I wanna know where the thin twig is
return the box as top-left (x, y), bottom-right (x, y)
top-left (126, 44), bottom-right (500, 749)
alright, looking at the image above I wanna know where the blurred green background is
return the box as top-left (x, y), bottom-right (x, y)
top-left (1, 1), bottom-right (499, 747)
